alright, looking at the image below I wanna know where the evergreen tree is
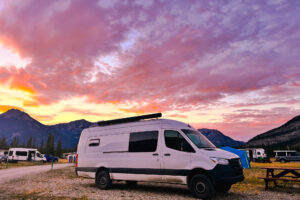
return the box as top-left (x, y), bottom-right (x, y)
top-left (39, 139), bottom-right (44, 153)
top-left (56, 138), bottom-right (62, 157)
top-left (10, 136), bottom-right (19, 147)
top-left (27, 135), bottom-right (33, 148)
top-left (0, 137), bottom-right (8, 149)
top-left (46, 133), bottom-right (55, 155)
top-left (32, 137), bottom-right (36, 148)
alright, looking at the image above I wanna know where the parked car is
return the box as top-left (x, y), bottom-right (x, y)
top-left (76, 113), bottom-right (244, 199)
top-left (0, 154), bottom-right (7, 163)
top-left (44, 154), bottom-right (59, 163)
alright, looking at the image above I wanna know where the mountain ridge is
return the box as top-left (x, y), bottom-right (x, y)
top-left (198, 128), bottom-right (245, 147)
top-left (0, 109), bottom-right (93, 148)
top-left (246, 115), bottom-right (300, 147)
top-left (0, 109), bottom-right (245, 149)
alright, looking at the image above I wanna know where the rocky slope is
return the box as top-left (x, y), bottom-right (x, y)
top-left (246, 115), bottom-right (300, 147)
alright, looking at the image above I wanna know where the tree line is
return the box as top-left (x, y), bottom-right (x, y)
top-left (0, 133), bottom-right (64, 157)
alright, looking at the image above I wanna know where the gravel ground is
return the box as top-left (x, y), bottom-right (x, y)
top-left (0, 166), bottom-right (299, 200)
top-left (0, 163), bottom-right (72, 183)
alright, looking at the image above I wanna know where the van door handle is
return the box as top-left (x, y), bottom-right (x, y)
top-left (164, 153), bottom-right (171, 156)
top-left (152, 153), bottom-right (159, 156)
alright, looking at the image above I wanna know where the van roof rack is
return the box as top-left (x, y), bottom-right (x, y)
top-left (97, 113), bottom-right (162, 126)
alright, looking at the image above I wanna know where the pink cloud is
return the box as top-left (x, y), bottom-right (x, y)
top-left (0, 0), bottom-right (300, 139)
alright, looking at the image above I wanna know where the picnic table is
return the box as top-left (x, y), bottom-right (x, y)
top-left (259, 167), bottom-right (300, 189)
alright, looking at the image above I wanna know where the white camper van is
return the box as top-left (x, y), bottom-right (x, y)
top-left (8, 148), bottom-right (46, 162)
top-left (244, 148), bottom-right (266, 161)
top-left (76, 113), bottom-right (244, 199)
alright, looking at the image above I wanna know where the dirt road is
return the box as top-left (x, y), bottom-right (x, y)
top-left (0, 163), bottom-right (72, 183)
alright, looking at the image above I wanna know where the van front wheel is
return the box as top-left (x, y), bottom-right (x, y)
top-left (96, 170), bottom-right (112, 190)
top-left (189, 174), bottom-right (214, 199)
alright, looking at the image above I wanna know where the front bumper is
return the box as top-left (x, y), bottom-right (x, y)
top-left (209, 161), bottom-right (244, 185)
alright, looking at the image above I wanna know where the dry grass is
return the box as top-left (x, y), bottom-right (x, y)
top-left (0, 161), bottom-right (51, 169)
top-left (231, 160), bottom-right (300, 193)
top-left (0, 158), bottom-right (71, 169)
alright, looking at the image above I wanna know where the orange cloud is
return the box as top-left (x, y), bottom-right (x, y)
top-left (23, 100), bottom-right (39, 107)
top-left (120, 103), bottom-right (162, 114)
top-left (0, 105), bottom-right (23, 113)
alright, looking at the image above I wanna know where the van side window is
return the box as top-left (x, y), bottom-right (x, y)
top-left (164, 130), bottom-right (195, 153)
top-left (8, 151), bottom-right (13, 156)
top-left (88, 139), bottom-right (100, 147)
top-left (16, 151), bottom-right (28, 156)
top-left (129, 131), bottom-right (158, 152)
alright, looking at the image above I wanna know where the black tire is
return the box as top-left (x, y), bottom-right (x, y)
top-left (96, 170), bottom-right (112, 190)
top-left (189, 174), bottom-right (215, 199)
top-left (126, 181), bottom-right (137, 186)
top-left (216, 184), bottom-right (231, 193)
top-left (280, 159), bottom-right (286, 163)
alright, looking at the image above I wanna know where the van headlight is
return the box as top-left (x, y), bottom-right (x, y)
top-left (210, 157), bottom-right (229, 165)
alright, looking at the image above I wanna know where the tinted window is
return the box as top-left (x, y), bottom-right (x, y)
top-left (164, 130), bottom-right (194, 152)
top-left (277, 152), bottom-right (286, 156)
top-left (129, 131), bottom-right (158, 152)
top-left (88, 139), bottom-right (100, 147)
top-left (9, 151), bottom-right (13, 156)
top-left (16, 151), bottom-right (27, 156)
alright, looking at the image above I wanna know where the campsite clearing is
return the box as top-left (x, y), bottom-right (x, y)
top-left (0, 162), bottom-right (300, 200)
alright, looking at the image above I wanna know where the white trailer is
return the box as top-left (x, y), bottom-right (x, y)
top-left (244, 148), bottom-right (266, 161)
top-left (8, 148), bottom-right (46, 162)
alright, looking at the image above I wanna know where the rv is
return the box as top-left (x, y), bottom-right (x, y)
top-left (76, 113), bottom-right (244, 199)
top-left (244, 148), bottom-right (266, 162)
top-left (8, 148), bottom-right (46, 162)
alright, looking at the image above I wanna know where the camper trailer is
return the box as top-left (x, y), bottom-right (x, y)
top-left (76, 113), bottom-right (244, 199)
top-left (8, 148), bottom-right (46, 162)
top-left (244, 148), bottom-right (266, 162)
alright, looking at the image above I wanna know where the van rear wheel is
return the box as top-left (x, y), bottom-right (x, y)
top-left (189, 174), bottom-right (214, 199)
top-left (96, 170), bottom-right (112, 190)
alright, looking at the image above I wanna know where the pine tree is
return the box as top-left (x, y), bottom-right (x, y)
top-left (39, 139), bottom-right (44, 153)
top-left (56, 138), bottom-right (62, 157)
top-left (10, 136), bottom-right (19, 147)
top-left (46, 133), bottom-right (55, 155)
top-left (0, 137), bottom-right (8, 149)
top-left (32, 137), bottom-right (36, 148)
top-left (27, 135), bottom-right (33, 148)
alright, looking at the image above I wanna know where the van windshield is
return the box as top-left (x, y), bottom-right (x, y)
top-left (181, 129), bottom-right (215, 149)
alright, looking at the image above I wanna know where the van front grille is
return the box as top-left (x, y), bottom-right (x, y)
top-left (229, 158), bottom-right (243, 175)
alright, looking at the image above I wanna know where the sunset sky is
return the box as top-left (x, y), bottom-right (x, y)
top-left (0, 0), bottom-right (300, 141)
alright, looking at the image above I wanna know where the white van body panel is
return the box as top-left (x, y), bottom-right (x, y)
top-left (8, 148), bottom-right (45, 162)
top-left (77, 118), bottom-right (243, 186)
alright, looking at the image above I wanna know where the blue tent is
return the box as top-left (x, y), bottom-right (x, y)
top-left (220, 146), bottom-right (251, 168)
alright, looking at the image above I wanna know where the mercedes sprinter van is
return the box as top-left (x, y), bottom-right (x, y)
top-left (76, 113), bottom-right (244, 199)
